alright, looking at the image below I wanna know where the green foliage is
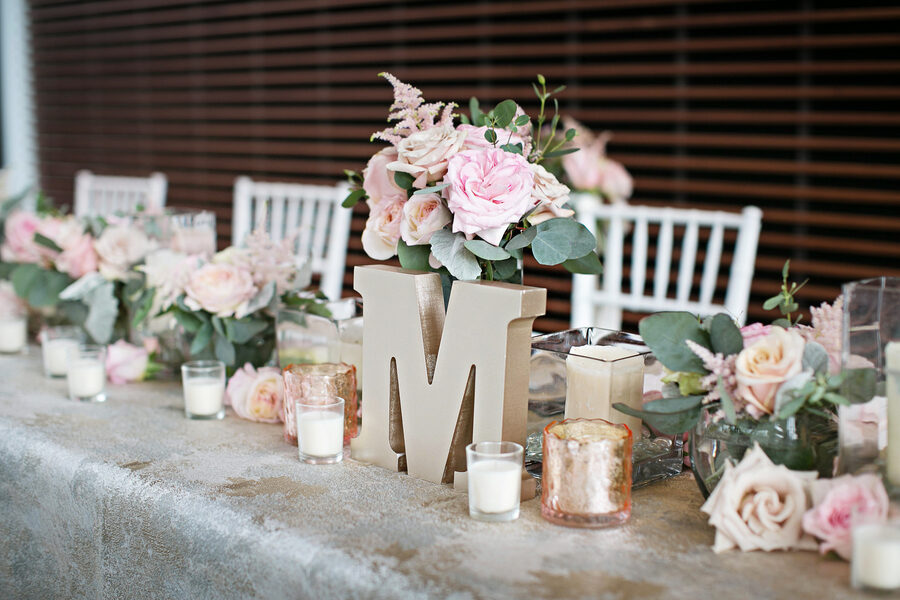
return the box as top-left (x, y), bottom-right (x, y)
top-left (397, 239), bottom-right (432, 272)
top-left (707, 314), bottom-right (744, 356)
top-left (638, 312), bottom-right (710, 373)
top-left (561, 251), bottom-right (603, 275)
top-left (33, 233), bottom-right (63, 253)
top-left (393, 171), bottom-right (415, 190)
top-left (464, 239), bottom-right (511, 261)
top-left (342, 188), bottom-right (366, 209)
top-left (763, 259), bottom-right (807, 326)
top-left (530, 218), bottom-right (596, 266)
top-left (11, 263), bottom-right (73, 308)
top-left (613, 395), bottom-right (704, 435)
top-left (429, 230), bottom-right (481, 280)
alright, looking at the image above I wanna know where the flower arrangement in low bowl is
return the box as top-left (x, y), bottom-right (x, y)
top-left (615, 262), bottom-right (876, 497)
top-left (342, 73), bottom-right (603, 288)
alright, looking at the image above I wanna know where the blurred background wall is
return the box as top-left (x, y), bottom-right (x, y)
top-left (21, 0), bottom-right (900, 332)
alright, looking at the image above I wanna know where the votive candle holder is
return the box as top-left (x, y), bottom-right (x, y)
top-left (40, 325), bottom-right (84, 378)
top-left (0, 308), bottom-right (27, 354)
top-left (296, 396), bottom-right (345, 464)
top-left (465, 441), bottom-right (524, 522)
top-left (67, 344), bottom-right (107, 403)
top-left (851, 519), bottom-right (900, 592)
top-left (541, 418), bottom-right (633, 528)
top-left (282, 362), bottom-right (357, 446)
top-left (181, 360), bottom-right (226, 420)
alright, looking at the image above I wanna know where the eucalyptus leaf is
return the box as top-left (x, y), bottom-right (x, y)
top-left (774, 370), bottom-right (813, 418)
top-left (484, 129), bottom-right (498, 144)
top-left (11, 264), bottom-right (40, 299)
top-left (504, 228), bottom-right (537, 251)
top-left (842, 368), bottom-right (876, 404)
top-left (638, 312), bottom-right (710, 373)
top-left (174, 310), bottom-right (203, 334)
top-left (499, 143), bottom-right (523, 155)
top-left (393, 172), bottom-right (415, 190)
top-left (224, 318), bottom-right (270, 344)
top-left (245, 281), bottom-right (276, 315)
top-left (463, 239), bottom-right (510, 261)
top-left (493, 99), bottom-right (517, 128)
top-left (718, 377), bottom-right (737, 424)
top-left (397, 239), bottom-right (432, 272)
top-left (802, 341), bottom-right (829, 374)
top-left (412, 182), bottom-right (450, 195)
top-left (131, 289), bottom-right (156, 329)
top-left (341, 188), bottom-right (366, 209)
top-left (33, 232), bottom-right (63, 253)
top-left (492, 257), bottom-right (519, 281)
top-left (514, 114), bottom-right (530, 127)
top-left (543, 148), bottom-right (579, 159)
top-left (29, 270), bottom-right (73, 308)
top-left (82, 280), bottom-right (119, 344)
top-left (429, 230), bottom-right (482, 280)
top-left (190, 322), bottom-right (213, 356)
top-left (612, 395), bottom-right (704, 435)
top-left (211, 316), bottom-right (226, 338)
top-left (214, 332), bottom-right (236, 366)
top-left (562, 252), bottom-right (603, 275)
top-left (763, 295), bottom-right (782, 310)
top-left (709, 313), bottom-right (744, 356)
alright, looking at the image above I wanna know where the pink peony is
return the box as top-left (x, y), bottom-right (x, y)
top-left (1, 211), bottom-right (43, 263)
top-left (225, 363), bottom-right (283, 423)
top-left (184, 263), bottom-right (257, 318)
top-left (388, 125), bottom-right (466, 189)
top-left (735, 327), bottom-right (805, 418)
top-left (400, 192), bottom-right (451, 246)
top-left (444, 148), bottom-right (535, 246)
top-left (740, 323), bottom-right (772, 347)
top-left (802, 474), bottom-right (889, 560)
top-left (363, 147), bottom-right (406, 210)
top-left (105, 340), bottom-right (149, 384)
top-left (361, 199), bottom-right (404, 260)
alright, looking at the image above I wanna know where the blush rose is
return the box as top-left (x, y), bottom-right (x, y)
top-left (389, 126), bottom-right (466, 189)
top-left (735, 327), bottom-right (805, 418)
top-left (105, 340), bottom-right (149, 384)
top-left (400, 192), bottom-right (451, 246)
top-left (225, 363), bottom-right (283, 423)
top-left (184, 263), bottom-right (257, 318)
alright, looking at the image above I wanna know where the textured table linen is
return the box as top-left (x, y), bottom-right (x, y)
top-left (0, 349), bottom-right (865, 599)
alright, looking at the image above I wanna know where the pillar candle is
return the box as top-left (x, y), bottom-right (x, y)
top-left (565, 345), bottom-right (644, 435)
top-left (886, 341), bottom-right (900, 486)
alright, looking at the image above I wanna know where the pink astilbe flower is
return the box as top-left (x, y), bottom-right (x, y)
top-left (371, 73), bottom-right (456, 145)
top-left (232, 229), bottom-right (303, 295)
top-left (799, 296), bottom-right (843, 374)
top-left (685, 339), bottom-right (741, 409)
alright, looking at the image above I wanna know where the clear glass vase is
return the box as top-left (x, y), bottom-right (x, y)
top-left (690, 405), bottom-right (838, 498)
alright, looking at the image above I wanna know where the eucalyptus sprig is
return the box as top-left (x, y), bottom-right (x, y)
top-left (530, 74), bottom-right (577, 162)
top-left (763, 259), bottom-right (808, 327)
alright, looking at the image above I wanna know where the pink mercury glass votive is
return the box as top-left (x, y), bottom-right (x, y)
top-left (282, 362), bottom-right (358, 446)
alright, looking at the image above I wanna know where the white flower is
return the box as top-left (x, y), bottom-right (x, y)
top-left (94, 225), bottom-right (156, 280)
top-left (388, 125), bottom-right (466, 189)
top-left (139, 249), bottom-right (201, 311)
top-left (400, 192), bottom-right (451, 246)
top-left (526, 163), bottom-right (573, 225)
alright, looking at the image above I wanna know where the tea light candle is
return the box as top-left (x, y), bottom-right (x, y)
top-left (0, 316), bottom-right (27, 353)
top-left (184, 378), bottom-right (225, 416)
top-left (886, 342), bottom-right (900, 485)
top-left (68, 358), bottom-right (106, 398)
top-left (565, 345), bottom-right (644, 434)
top-left (297, 411), bottom-right (344, 457)
top-left (43, 339), bottom-right (80, 377)
top-left (852, 522), bottom-right (900, 591)
top-left (468, 460), bottom-right (521, 514)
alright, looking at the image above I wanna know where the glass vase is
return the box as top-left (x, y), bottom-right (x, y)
top-left (690, 405), bottom-right (838, 498)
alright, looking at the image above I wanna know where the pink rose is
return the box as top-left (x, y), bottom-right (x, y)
top-left (184, 263), bottom-right (257, 318)
top-left (740, 323), bottom-right (772, 347)
top-left (457, 123), bottom-right (531, 155)
top-left (105, 340), bottom-right (149, 384)
top-left (527, 163), bottom-right (574, 225)
top-left (735, 327), bottom-right (805, 418)
top-left (54, 222), bottom-right (99, 279)
top-left (361, 199), bottom-right (404, 260)
top-left (363, 147), bottom-right (406, 210)
top-left (444, 148), bottom-right (535, 246)
top-left (225, 363), bottom-right (283, 423)
top-left (802, 474), bottom-right (889, 560)
top-left (400, 192), bottom-right (451, 246)
top-left (94, 225), bottom-right (156, 280)
top-left (388, 126), bottom-right (466, 189)
top-left (1, 211), bottom-right (42, 263)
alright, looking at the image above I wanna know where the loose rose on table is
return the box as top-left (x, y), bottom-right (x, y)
top-left (225, 363), bottom-right (283, 423)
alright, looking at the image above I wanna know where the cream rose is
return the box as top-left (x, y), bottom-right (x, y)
top-left (363, 147), bottom-right (406, 209)
top-left (527, 163), bottom-right (574, 225)
top-left (361, 199), bottom-right (404, 260)
top-left (701, 443), bottom-right (817, 553)
top-left (94, 225), bottom-right (156, 280)
top-left (183, 263), bottom-right (257, 318)
top-left (225, 363), bottom-right (283, 423)
top-left (105, 340), bottom-right (149, 384)
top-left (400, 192), bottom-right (451, 246)
top-left (735, 327), bottom-right (805, 418)
top-left (388, 126), bottom-right (466, 189)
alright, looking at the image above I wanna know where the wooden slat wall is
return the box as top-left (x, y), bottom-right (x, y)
top-left (28, 0), bottom-right (900, 333)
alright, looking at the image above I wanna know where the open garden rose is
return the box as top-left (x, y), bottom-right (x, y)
top-left (802, 474), bottom-right (889, 560)
top-left (105, 340), bottom-right (150, 384)
top-left (361, 199), bottom-right (404, 260)
top-left (363, 147), bottom-right (406, 209)
top-left (527, 162), bottom-right (573, 225)
top-left (140, 249), bottom-right (201, 311)
top-left (735, 327), bottom-right (805, 418)
top-left (1, 211), bottom-right (43, 263)
top-left (389, 125), bottom-right (466, 188)
top-left (444, 148), bottom-right (535, 246)
top-left (225, 363), bottom-right (283, 423)
top-left (400, 192), bottom-right (451, 246)
top-left (184, 263), bottom-right (257, 318)
top-left (53, 221), bottom-right (99, 279)
top-left (94, 225), bottom-right (155, 280)
top-left (701, 443), bottom-right (817, 553)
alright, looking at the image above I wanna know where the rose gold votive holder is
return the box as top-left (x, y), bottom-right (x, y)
top-left (282, 362), bottom-right (358, 446)
top-left (541, 418), bottom-right (633, 528)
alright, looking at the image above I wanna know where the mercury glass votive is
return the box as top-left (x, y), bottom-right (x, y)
top-left (465, 441), bottom-right (524, 522)
top-left (181, 360), bottom-right (226, 420)
top-left (282, 362), bottom-right (357, 446)
top-left (40, 326), bottom-right (84, 378)
top-left (67, 344), bottom-right (107, 403)
top-left (296, 396), bottom-right (345, 464)
top-left (541, 418), bottom-right (633, 528)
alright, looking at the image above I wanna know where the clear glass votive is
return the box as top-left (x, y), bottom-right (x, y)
top-left (40, 326), bottom-right (84, 378)
top-left (180, 360), bottom-right (225, 420)
top-left (541, 418), bottom-right (633, 528)
top-left (851, 519), bottom-right (900, 592)
top-left (67, 344), bottom-right (107, 403)
top-left (0, 310), bottom-right (28, 354)
top-left (465, 441), bottom-right (524, 522)
top-left (282, 362), bottom-right (358, 445)
top-left (296, 396), bottom-right (345, 464)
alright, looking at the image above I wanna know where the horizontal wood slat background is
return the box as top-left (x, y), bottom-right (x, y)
top-left (28, 0), bottom-right (900, 332)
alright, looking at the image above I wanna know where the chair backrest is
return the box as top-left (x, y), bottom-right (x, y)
top-left (232, 177), bottom-right (352, 300)
top-left (73, 170), bottom-right (168, 217)
top-left (570, 194), bottom-right (762, 330)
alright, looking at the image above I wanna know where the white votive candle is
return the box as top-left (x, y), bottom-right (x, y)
top-left (68, 359), bottom-right (106, 398)
top-left (0, 316), bottom-right (27, 353)
top-left (886, 341), bottom-right (900, 486)
top-left (298, 411), bottom-right (344, 458)
top-left (852, 522), bottom-right (900, 591)
top-left (183, 377), bottom-right (225, 416)
top-left (468, 460), bottom-right (522, 514)
top-left (565, 345), bottom-right (644, 435)
top-left (43, 339), bottom-right (80, 377)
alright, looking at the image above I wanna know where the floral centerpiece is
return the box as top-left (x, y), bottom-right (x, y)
top-left (342, 74), bottom-right (603, 285)
top-left (559, 118), bottom-right (633, 205)
top-left (616, 262), bottom-right (876, 494)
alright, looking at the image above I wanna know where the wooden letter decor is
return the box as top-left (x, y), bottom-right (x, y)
top-left (351, 265), bottom-right (546, 499)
